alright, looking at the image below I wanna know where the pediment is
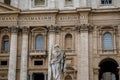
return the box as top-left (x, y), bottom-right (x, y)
top-left (0, 2), bottom-right (20, 13)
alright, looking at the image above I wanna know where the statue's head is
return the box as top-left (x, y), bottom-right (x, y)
top-left (54, 44), bottom-right (60, 52)
top-left (54, 44), bottom-right (59, 48)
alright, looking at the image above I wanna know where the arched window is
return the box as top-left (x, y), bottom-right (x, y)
top-left (101, 0), bottom-right (112, 4)
top-left (65, 34), bottom-right (72, 50)
top-left (103, 32), bottom-right (113, 50)
top-left (2, 35), bottom-right (9, 52)
top-left (35, 34), bottom-right (44, 50)
top-left (65, 75), bottom-right (72, 80)
top-left (4, 0), bottom-right (11, 5)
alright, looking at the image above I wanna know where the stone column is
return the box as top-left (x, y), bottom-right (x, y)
top-left (93, 68), bottom-right (99, 80)
top-left (113, 27), bottom-right (117, 54)
top-left (118, 25), bottom-right (120, 53)
top-left (8, 27), bottom-right (18, 80)
top-left (75, 25), bottom-right (81, 80)
top-left (78, 24), bottom-right (90, 80)
top-left (93, 26), bottom-right (98, 55)
top-left (55, 26), bottom-right (61, 45)
top-left (20, 27), bottom-right (29, 80)
top-left (99, 28), bottom-right (102, 53)
top-left (48, 25), bottom-right (56, 80)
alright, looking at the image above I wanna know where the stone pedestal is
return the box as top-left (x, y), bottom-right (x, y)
top-left (20, 27), bottom-right (28, 80)
top-left (8, 27), bottom-right (18, 80)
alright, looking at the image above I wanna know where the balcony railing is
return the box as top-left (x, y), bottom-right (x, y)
top-left (29, 50), bottom-right (47, 58)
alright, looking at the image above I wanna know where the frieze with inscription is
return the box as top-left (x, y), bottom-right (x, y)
top-left (57, 14), bottom-right (79, 25)
top-left (19, 14), bottom-right (56, 26)
top-left (0, 15), bottom-right (18, 26)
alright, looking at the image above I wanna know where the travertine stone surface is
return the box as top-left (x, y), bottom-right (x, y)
top-left (20, 27), bottom-right (28, 80)
top-left (0, 2), bottom-right (119, 80)
top-left (79, 31), bottom-right (89, 80)
top-left (8, 27), bottom-right (18, 80)
top-left (11, 0), bottom-right (19, 8)
top-left (48, 25), bottom-right (55, 80)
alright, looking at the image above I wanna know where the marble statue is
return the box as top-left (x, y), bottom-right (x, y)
top-left (101, 72), bottom-right (116, 80)
top-left (50, 44), bottom-right (66, 80)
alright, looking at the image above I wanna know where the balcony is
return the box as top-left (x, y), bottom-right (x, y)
top-left (29, 50), bottom-right (47, 58)
top-left (63, 50), bottom-right (76, 56)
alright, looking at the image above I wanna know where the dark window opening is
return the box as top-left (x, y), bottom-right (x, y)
top-left (35, 34), bottom-right (44, 50)
top-left (2, 35), bottom-right (9, 52)
top-left (3, 40), bottom-right (9, 52)
top-left (33, 73), bottom-right (44, 80)
top-left (1, 61), bottom-right (7, 66)
top-left (101, 0), bottom-right (112, 4)
top-left (4, 0), bottom-right (11, 5)
top-left (34, 61), bottom-right (43, 65)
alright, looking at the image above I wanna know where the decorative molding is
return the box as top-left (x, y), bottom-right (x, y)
top-left (93, 68), bottom-right (99, 74)
top-left (75, 25), bottom-right (80, 32)
top-left (10, 26), bottom-right (18, 33)
top-left (47, 25), bottom-right (56, 32)
top-left (47, 25), bottom-right (61, 33)
top-left (22, 26), bottom-right (29, 34)
top-left (55, 26), bottom-right (61, 33)
top-left (75, 24), bottom-right (93, 32)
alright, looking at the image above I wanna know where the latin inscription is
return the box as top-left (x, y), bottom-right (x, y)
top-left (19, 15), bottom-right (55, 21)
top-left (0, 17), bottom-right (17, 21)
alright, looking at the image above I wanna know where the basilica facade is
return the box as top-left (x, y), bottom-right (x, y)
top-left (0, 0), bottom-right (120, 80)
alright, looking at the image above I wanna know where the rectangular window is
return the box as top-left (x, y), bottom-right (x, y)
top-left (34, 61), bottom-right (43, 65)
top-left (34, 0), bottom-right (46, 6)
top-left (101, 0), bottom-right (112, 4)
top-left (1, 61), bottom-right (7, 66)
top-left (65, 0), bottom-right (73, 6)
top-left (4, 0), bottom-right (11, 5)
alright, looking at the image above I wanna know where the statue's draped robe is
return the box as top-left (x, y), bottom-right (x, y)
top-left (51, 51), bottom-right (66, 80)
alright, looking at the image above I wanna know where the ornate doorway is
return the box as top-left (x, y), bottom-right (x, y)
top-left (99, 58), bottom-right (119, 80)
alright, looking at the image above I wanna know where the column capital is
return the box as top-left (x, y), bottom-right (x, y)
top-left (75, 24), bottom-right (93, 32)
top-left (75, 25), bottom-right (80, 32)
top-left (10, 26), bottom-right (18, 33)
top-left (47, 25), bottom-right (56, 32)
top-left (47, 25), bottom-right (61, 33)
top-left (22, 26), bottom-right (29, 34)
top-left (55, 26), bottom-right (61, 33)
top-left (93, 68), bottom-right (99, 74)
